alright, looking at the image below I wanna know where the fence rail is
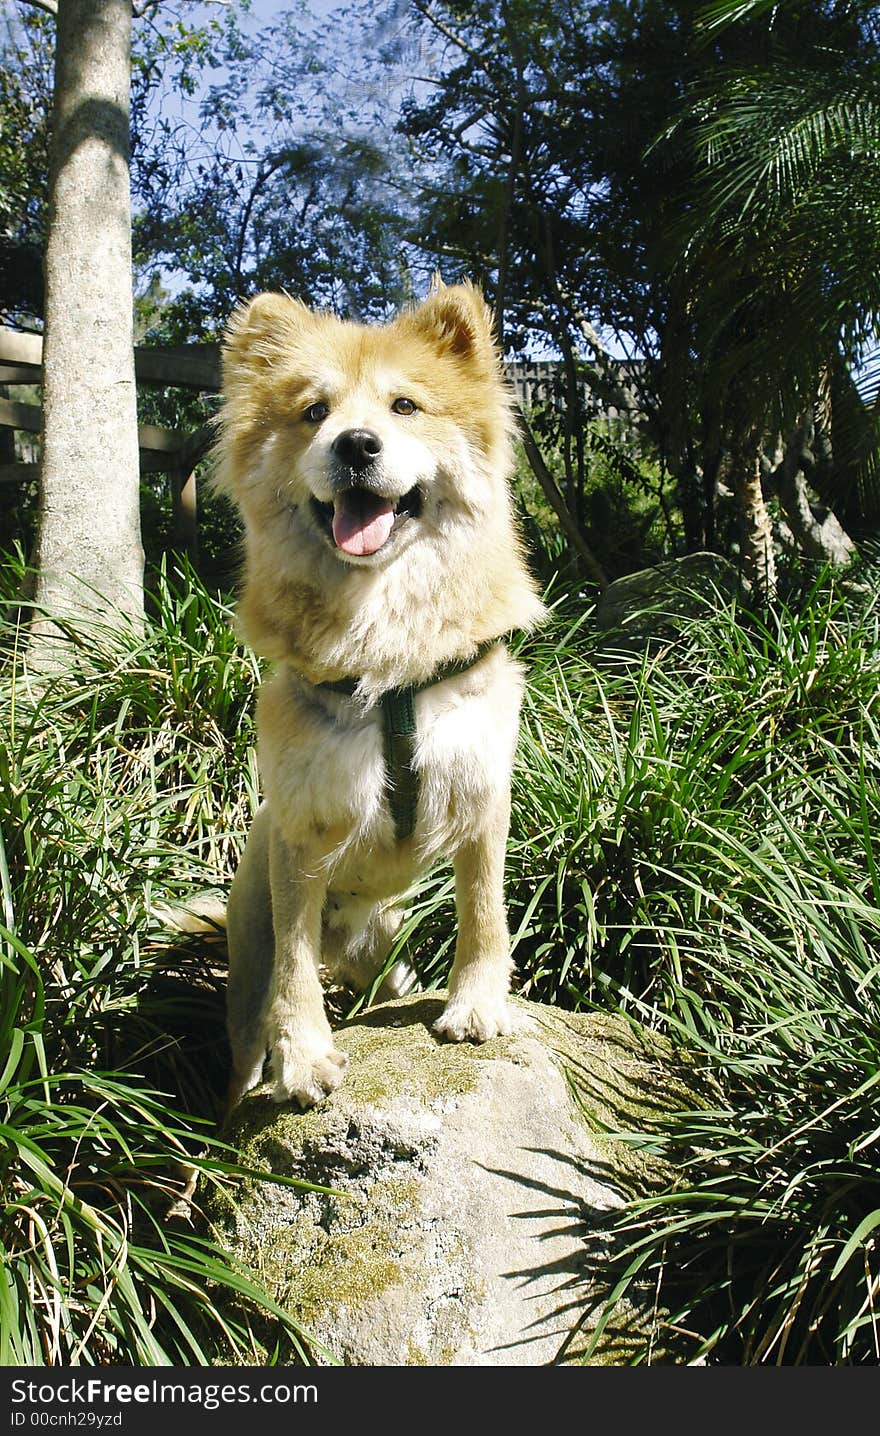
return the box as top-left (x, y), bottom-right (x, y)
top-left (0, 328), bottom-right (222, 392)
top-left (0, 328), bottom-right (219, 554)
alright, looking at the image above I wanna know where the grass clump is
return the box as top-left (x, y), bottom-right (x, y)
top-left (508, 566), bottom-right (880, 1364)
top-left (0, 556), bottom-right (327, 1365)
top-left (581, 828), bottom-right (880, 1365)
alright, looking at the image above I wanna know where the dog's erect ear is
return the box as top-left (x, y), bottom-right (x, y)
top-left (408, 282), bottom-right (498, 364)
top-left (221, 292), bottom-right (311, 381)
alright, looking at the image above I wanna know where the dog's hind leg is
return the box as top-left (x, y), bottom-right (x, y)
top-left (322, 898), bottom-right (416, 1000)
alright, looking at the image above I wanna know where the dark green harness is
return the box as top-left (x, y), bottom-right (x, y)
top-left (316, 639), bottom-right (500, 842)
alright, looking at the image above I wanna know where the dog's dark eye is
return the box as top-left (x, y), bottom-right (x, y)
top-left (391, 397), bottom-right (417, 416)
top-left (304, 401), bottom-right (329, 423)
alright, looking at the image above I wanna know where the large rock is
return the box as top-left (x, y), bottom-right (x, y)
top-left (595, 551), bottom-right (739, 658)
top-left (212, 993), bottom-right (694, 1366)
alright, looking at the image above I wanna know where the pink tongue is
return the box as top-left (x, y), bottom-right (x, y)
top-left (332, 492), bottom-right (395, 556)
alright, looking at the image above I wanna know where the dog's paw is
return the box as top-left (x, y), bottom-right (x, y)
top-left (268, 1030), bottom-right (349, 1108)
top-left (434, 991), bottom-right (512, 1044)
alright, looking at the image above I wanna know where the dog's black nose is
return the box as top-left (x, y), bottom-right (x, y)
top-left (332, 428), bottom-right (383, 470)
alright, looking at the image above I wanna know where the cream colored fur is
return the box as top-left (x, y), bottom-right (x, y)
top-left (217, 282), bottom-right (546, 1109)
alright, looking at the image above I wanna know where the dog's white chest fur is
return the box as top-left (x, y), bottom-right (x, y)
top-left (255, 646), bottom-right (525, 894)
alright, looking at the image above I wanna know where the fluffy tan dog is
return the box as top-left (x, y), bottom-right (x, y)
top-left (215, 282), bottom-right (546, 1109)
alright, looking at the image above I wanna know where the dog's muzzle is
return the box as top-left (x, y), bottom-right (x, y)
top-left (309, 428), bottom-right (423, 558)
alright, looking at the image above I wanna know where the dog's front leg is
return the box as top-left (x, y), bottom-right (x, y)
top-left (267, 824), bottom-right (348, 1107)
top-left (435, 797), bottom-right (514, 1043)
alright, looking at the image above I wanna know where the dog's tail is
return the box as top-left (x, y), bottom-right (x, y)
top-left (152, 894), bottom-right (228, 937)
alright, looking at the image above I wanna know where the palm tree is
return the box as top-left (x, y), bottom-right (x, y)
top-left (670, 0), bottom-right (880, 592)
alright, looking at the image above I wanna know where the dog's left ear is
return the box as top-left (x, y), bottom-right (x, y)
top-left (409, 282), bottom-right (499, 365)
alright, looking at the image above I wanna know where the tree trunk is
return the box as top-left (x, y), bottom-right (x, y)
top-left (494, 1), bottom-right (525, 351)
top-left (31, 0), bottom-right (143, 652)
top-left (734, 448), bottom-right (777, 601)
top-left (769, 419), bottom-right (856, 568)
top-left (776, 466), bottom-right (855, 566)
top-left (658, 281), bottom-right (702, 549)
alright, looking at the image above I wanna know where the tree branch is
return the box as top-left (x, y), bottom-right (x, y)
top-left (514, 404), bottom-right (608, 589)
top-left (232, 152), bottom-right (298, 292)
top-left (17, 0), bottom-right (58, 17)
top-left (132, 0), bottom-right (227, 12)
top-left (494, 1), bottom-right (526, 349)
top-left (411, 0), bottom-right (493, 65)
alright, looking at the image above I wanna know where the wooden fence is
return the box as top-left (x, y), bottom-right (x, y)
top-left (0, 328), bottom-right (222, 556)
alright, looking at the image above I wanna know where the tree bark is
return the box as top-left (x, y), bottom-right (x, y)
top-left (31, 0), bottom-right (143, 652)
top-left (776, 466), bottom-right (855, 566)
top-left (767, 419), bottom-right (856, 568)
top-left (658, 280), bottom-right (702, 549)
top-left (734, 448), bottom-right (777, 601)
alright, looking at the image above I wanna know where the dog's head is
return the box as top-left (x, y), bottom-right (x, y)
top-left (217, 282), bottom-right (514, 570)
top-left (215, 282), bottom-right (546, 682)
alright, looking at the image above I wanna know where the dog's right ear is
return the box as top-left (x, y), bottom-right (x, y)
top-left (221, 292), bottom-right (311, 382)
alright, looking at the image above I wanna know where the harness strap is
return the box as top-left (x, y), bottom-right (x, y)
top-left (314, 639), bottom-right (500, 842)
top-left (381, 685), bottom-right (419, 841)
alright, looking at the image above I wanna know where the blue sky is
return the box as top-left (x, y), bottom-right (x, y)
top-left (148, 1), bottom-right (630, 360)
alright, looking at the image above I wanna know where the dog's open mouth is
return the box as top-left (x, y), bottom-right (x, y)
top-left (311, 485), bottom-right (423, 557)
